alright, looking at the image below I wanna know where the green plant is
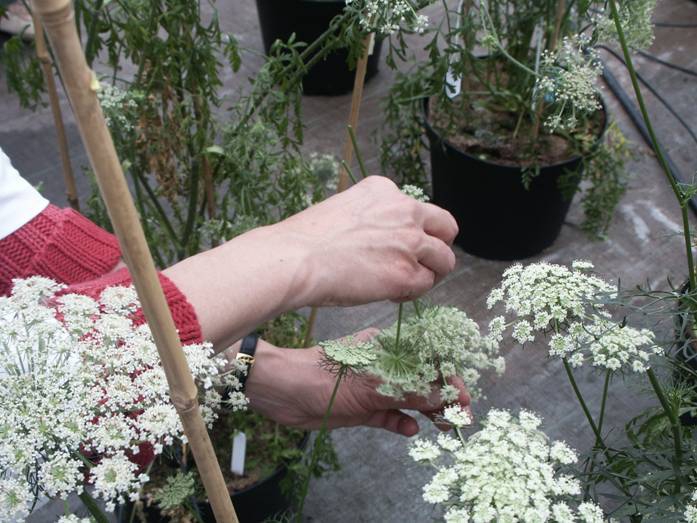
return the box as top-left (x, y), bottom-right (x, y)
top-left (379, 0), bottom-right (650, 237)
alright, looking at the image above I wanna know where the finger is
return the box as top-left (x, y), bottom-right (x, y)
top-left (351, 327), bottom-right (381, 343)
top-left (417, 235), bottom-right (456, 281)
top-left (445, 375), bottom-right (472, 407)
top-left (415, 407), bottom-right (453, 432)
top-left (393, 264), bottom-right (435, 302)
top-left (419, 203), bottom-right (459, 245)
top-left (365, 409), bottom-right (420, 437)
top-left (372, 386), bottom-right (442, 412)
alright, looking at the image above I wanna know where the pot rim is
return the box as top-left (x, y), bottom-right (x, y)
top-left (422, 95), bottom-right (609, 172)
top-left (227, 431), bottom-right (310, 498)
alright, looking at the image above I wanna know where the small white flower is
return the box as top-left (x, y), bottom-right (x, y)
top-left (578, 501), bottom-right (606, 523)
top-left (442, 405), bottom-right (472, 427)
top-left (0, 477), bottom-right (31, 520)
top-left (550, 441), bottom-right (577, 465)
top-left (39, 452), bottom-right (84, 498)
top-left (346, 0), bottom-right (433, 35)
top-left (444, 507), bottom-right (470, 523)
top-left (401, 184), bottom-right (430, 202)
top-left (409, 438), bottom-right (441, 462)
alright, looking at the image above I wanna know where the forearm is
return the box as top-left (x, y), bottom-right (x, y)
top-left (163, 224), bottom-right (314, 351)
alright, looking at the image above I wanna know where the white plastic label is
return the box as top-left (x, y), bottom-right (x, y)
top-left (445, 68), bottom-right (462, 99)
top-left (230, 431), bottom-right (247, 476)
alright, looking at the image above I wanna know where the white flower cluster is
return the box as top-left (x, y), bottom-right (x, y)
top-left (345, 0), bottom-right (430, 35)
top-left (0, 277), bottom-right (247, 516)
top-left (97, 83), bottom-right (143, 132)
top-left (411, 409), bottom-right (606, 522)
top-left (401, 184), bottom-right (430, 202)
top-left (56, 516), bottom-right (94, 523)
top-left (536, 37), bottom-right (603, 132)
top-left (309, 152), bottom-right (340, 194)
top-left (341, 306), bottom-right (503, 400)
top-left (488, 261), bottom-right (660, 373)
top-left (686, 491), bottom-right (697, 523)
top-left (594, 0), bottom-right (657, 50)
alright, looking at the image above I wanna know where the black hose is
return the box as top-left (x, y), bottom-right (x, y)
top-left (655, 22), bottom-right (697, 28)
top-left (599, 45), bottom-right (697, 146)
top-left (600, 62), bottom-right (697, 215)
top-left (636, 49), bottom-right (697, 78)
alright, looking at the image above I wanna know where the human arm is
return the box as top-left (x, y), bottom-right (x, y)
top-left (165, 176), bottom-right (458, 351)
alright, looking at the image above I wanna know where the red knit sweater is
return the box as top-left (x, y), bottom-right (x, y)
top-left (0, 204), bottom-right (202, 345)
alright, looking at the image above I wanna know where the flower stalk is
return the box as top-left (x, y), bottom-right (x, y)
top-left (646, 367), bottom-right (684, 491)
top-left (295, 367), bottom-right (346, 521)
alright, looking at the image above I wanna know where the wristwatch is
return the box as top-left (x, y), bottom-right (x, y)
top-left (235, 333), bottom-right (259, 392)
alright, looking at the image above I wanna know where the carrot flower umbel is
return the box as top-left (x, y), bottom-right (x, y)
top-left (0, 277), bottom-right (247, 515)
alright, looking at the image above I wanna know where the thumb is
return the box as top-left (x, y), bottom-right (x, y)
top-left (351, 327), bottom-right (381, 343)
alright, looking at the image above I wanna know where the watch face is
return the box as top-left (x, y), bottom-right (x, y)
top-left (236, 353), bottom-right (256, 366)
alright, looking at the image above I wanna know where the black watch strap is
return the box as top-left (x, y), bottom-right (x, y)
top-left (235, 333), bottom-right (259, 391)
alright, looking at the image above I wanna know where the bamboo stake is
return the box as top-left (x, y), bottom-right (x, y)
top-left (338, 34), bottom-right (374, 192)
top-left (31, 1), bottom-right (237, 521)
top-left (31, 5), bottom-right (79, 210)
top-left (303, 33), bottom-right (373, 347)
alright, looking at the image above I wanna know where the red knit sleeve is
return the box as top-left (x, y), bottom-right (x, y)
top-left (0, 204), bottom-right (121, 296)
top-left (60, 267), bottom-right (203, 346)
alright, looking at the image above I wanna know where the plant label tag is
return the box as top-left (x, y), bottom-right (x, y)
top-left (368, 33), bottom-right (376, 56)
top-left (445, 68), bottom-right (462, 99)
top-left (230, 431), bottom-right (247, 476)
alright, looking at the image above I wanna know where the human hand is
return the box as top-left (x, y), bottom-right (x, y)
top-left (277, 176), bottom-right (458, 307)
top-left (240, 332), bottom-right (471, 437)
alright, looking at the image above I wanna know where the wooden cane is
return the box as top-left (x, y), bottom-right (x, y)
top-left (31, 1), bottom-right (237, 520)
top-left (31, 6), bottom-right (79, 210)
top-left (303, 33), bottom-right (374, 347)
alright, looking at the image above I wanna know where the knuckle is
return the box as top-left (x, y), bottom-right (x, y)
top-left (365, 175), bottom-right (396, 190)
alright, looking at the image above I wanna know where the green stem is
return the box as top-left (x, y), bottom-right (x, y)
top-left (583, 369), bottom-right (611, 499)
top-left (562, 359), bottom-right (606, 449)
top-left (607, 0), bottom-right (696, 294)
top-left (394, 303), bottom-right (404, 352)
top-left (132, 171), bottom-right (183, 255)
top-left (339, 160), bottom-right (359, 186)
top-left (596, 369), bottom-right (611, 442)
top-left (646, 368), bottom-right (684, 490)
top-left (295, 367), bottom-right (346, 521)
top-left (235, 13), bottom-right (347, 132)
top-left (347, 126), bottom-right (368, 179)
top-left (413, 300), bottom-right (422, 318)
top-left (79, 491), bottom-right (109, 523)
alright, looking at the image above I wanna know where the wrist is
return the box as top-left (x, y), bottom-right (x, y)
top-left (243, 341), bottom-right (321, 427)
top-left (254, 222), bottom-right (322, 310)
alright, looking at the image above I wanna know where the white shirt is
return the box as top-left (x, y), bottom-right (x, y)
top-left (0, 147), bottom-right (49, 240)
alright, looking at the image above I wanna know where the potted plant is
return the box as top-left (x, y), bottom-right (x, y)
top-left (255, 0), bottom-right (384, 96)
top-left (380, 1), bottom-right (635, 260)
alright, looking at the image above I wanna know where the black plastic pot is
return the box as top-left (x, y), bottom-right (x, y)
top-left (423, 99), bottom-right (607, 261)
top-left (255, 0), bottom-right (383, 96)
top-left (118, 434), bottom-right (309, 523)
